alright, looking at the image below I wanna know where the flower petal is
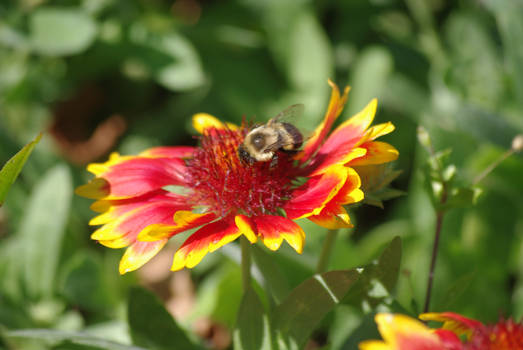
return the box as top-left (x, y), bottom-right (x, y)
top-left (234, 215), bottom-right (259, 243)
top-left (309, 206), bottom-right (353, 229)
top-left (76, 177), bottom-right (110, 199)
top-left (192, 113), bottom-right (238, 134)
top-left (359, 313), bottom-right (444, 350)
top-left (89, 191), bottom-right (184, 223)
top-left (285, 165), bottom-right (348, 220)
top-left (90, 198), bottom-right (188, 245)
top-left (359, 122), bottom-right (395, 144)
top-left (78, 157), bottom-right (188, 200)
top-left (349, 141), bottom-right (399, 166)
top-left (419, 312), bottom-right (483, 338)
top-left (138, 211), bottom-right (216, 241)
top-left (84, 152), bottom-right (132, 176)
top-left (299, 80), bottom-right (350, 162)
top-left (307, 99), bottom-right (377, 175)
top-left (256, 216), bottom-right (305, 253)
top-left (119, 240), bottom-right (168, 274)
top-left (171, 218), bottom-right (241, 271)
top-left (308, 167), bottom-right (363, 229)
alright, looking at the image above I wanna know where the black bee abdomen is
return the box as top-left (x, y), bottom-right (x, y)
top-left (282, 123), bottom-right (303, 149)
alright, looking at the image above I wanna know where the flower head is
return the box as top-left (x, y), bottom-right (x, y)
top-left (360, 312), bottom-right (523, 350)
top-left (76, 80), bottom-right (398, 274)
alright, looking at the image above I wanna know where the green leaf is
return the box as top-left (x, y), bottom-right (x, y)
top-left (60, 253), bottom-right (113, 312)
top-left (0, 133), bottom-right (41, 206)
top-left (30, 7), bottom-right (97, 56)
top-left (3, 329), bottom-right (146, 350)
top-left (251, 245), bottom-right (290, 304)
top-left (274, 269), bottom-right (359, 347)
top-left (19, 164), bottom-right (72, 299)
top-left (127, 287), bottom-right (198, 350)
top-left (440, 272), bottom-right (475, 310)
top-left (344, 237), bottom-right (402, 308)
top-left (233, 289), bottom-right (272, 350)
top-left (375, 236), bottom-right (402, 293)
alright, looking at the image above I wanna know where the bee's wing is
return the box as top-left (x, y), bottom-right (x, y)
top-left (267, 104), bottom-right (304, 125)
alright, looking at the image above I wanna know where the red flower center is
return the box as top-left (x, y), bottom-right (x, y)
top-left (185, 126), bottom-right (299, 217)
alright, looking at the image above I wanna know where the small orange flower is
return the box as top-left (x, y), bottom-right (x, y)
top-left (360, 312), bottom-right (523, 350)
top-left (76, 80), bottom-right (398, 274)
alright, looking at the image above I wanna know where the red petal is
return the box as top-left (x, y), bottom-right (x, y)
top-left (299, 80), bottom-right (350, 162)
top-left (420, 312), bottom-right (484, 338)
top-left (307, 168), bottom-right (363, 229)
top-left (285, 165), bottom-right (348, 220)
top-left (138, 211), bottom-right (216, 241)
top-left (78, 157), bottom-right (188, 200)
top-left (92, 197), bottom-right (189, 246)
top-left (254, 216), bottom-right (305, 253)
top-left (171, 218), bottom-right (241, 270)
top-left (306, 99), bottom-right (377, 175)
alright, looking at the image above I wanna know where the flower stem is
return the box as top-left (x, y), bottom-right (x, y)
top-left (240, 235), bottom-right (251, 292)
top-left (423, 187), bottom-right (448, 313)
top-left (316, 229), bottom-right (339, 274)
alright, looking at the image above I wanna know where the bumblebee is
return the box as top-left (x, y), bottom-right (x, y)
top-left (238, 104), bottom-right (304, 165)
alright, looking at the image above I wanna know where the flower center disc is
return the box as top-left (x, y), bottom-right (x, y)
top-left (186, 127), bottom-right (297, 217)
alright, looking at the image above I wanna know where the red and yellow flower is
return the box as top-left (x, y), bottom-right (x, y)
top-left (76, 80), bottom-right (398, 274)
top-left (359, 312), bottom-right (523, 350)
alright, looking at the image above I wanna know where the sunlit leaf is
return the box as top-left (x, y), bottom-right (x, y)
top-left (0, 133), bottom-right (41, 207)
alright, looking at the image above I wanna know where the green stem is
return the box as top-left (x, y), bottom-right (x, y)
top-left (240, 235), bottom-right (251, 292)
top-left (316, 229), bottom-right (339, 274)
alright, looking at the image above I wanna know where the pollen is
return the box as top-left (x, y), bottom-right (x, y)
top-left (185, 127), bottom-right (297, 217)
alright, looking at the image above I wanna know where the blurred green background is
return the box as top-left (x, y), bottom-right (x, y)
top-left (1, 0), bottom-right (523, 349)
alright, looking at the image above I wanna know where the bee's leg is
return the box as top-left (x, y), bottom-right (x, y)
top-left (270, 153), bottom-right (279, 168)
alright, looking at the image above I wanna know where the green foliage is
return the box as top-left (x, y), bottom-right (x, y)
top-left (128, 287), bottom-right (199, 350)
top-left (233, 289), bottom-right (271, 350)
top-left (0, 133), bottom-right (41, 206)
top-left (3, 329), bottom-right (146, 350)
top-left (29, 7), bottom-right (97, 56)
top-left (1, 0), bottom-right (523, 349)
